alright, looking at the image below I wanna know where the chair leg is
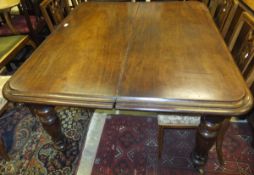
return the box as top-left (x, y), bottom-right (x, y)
top-left (216, 117), bottom-right (231, 165)
top-left (0, 137), bottom-right (10, 161)
top-left (158, 126), bottom-right (164, 159)
top-left (27, 39), bottom-right (37, 49)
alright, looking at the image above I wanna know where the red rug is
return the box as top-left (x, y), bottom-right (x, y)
top-left (92, 115), bottom-right (254, 175)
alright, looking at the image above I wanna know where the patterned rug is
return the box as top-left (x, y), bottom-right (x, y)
top-left (0, 104), bottom-right (91, 175)
top-left (92, 115), bottom-right (254, 175)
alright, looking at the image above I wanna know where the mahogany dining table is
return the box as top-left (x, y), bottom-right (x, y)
top-left (3, 1), bottom-right (253, 172)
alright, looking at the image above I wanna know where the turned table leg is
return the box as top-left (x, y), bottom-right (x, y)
top-left (191, 115), bottom-right (224, 174)
top-left (29, 105), bottom-right (66, 151)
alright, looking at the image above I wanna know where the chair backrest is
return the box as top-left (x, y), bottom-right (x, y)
top-left (228, 12), bottom-right (254, 88)
top-left (40, 0), bottom-right (70, 32)
top-left (71, 0), bottom-right (84, 8)
top-left (86, 0), bottom-right (131, 2)
top-left (21, 0), bottom-right (43, 16)
top-left (209, 0), bottom-right (238, 37)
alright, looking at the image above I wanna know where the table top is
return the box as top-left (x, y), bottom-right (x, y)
top-left (3, 2), bottom-right (253, 115)
top-left (0, 0), bottom-right (20, 11)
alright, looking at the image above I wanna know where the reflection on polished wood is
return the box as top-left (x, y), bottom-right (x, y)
top-left (4, 2), bottom-right (252, 115)
top-left (4, 3), bottom-right (139, 108)
top-left (40, 0), bottom-right (71, 32)
top-left (3, 2), bottom-right (253, 171)
top-left (116, 3), bottom-right (252, 115)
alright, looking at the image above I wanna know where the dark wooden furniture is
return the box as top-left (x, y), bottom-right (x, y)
top-left (209, 0), bottom-right (239, 38)
top-left (158, 114), bottom-right (227, 165)
top-left (40, 0), bottom-right (70, 32)
top-left (158, 115), bottom-right (200, 158)
top-left (210, 0), bottom-right (254, 44)
top-left (239, 1), bottom-right (254, 147)
top-left (228, 12), bottom-right (254, 148)
top-left (157, 0), bottom-right (237, 166)
top-left (203, 0), bottom-right (254, 149)
top-left (71, 0), bottom-right (83, 8)
top-left (229, 12), bottom-right (254, 78)
top-left (22, 0), bottom-right (43, 16)
top-left (0, 0), bottom-right (45, 43)
top-left (3, 2), bottom-right (253, 172)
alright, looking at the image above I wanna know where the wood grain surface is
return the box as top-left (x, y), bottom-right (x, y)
top-left (4, 2), bottom-right (253, 115)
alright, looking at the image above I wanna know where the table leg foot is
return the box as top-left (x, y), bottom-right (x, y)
top-left (191, 116), bottom-right (224, 172)
top-left (29, 105), bottom-right (67, 151)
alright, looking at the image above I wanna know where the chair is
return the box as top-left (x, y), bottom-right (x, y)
top-left (0, 35), bottom-right (36, 160)
top-left (158, 114), bottom-right (200, 158)
top-left (71, 0), bottom-right (84, 8)
top-left (0, 0), bottom-right (46, 43)
top-left (159, 12), bottom-right (254, 164)
top-left (158, 114), bottom-right (227, 165)
top-left (228, 12), bottom-right (254, 148)
top-left (229, 12), bottom-right (254, 76)
top-left (86, 0), bottom-right (131, 2)
top-left (21, 0), bottom-right (43, 16)
top-left (40, 0), bottom-right (71, 32)
top-left (209, 0), bottom-right (239, 38)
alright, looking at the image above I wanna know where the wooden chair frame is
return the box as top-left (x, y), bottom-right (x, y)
top-left (158, 114), bottom-right (227, 165)
top-left (218, 11), bottom-right (254, 160)
top-left (71, 0), bottom-right (84, 8)
top-left (228, 12), bottom-right (254, 82)
top-left (221, 0), bottom-right (239, 37)
top-left (158, 115), bottom-right (200, 159)
top-left (40, 0), bottom-right (70, 32)
top-left (210, 0), bottom-right (239, 37)
top-left (229, 12), bottom-right (254, 52)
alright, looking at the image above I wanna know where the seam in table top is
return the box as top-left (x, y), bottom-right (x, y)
top-left (115, 3), bottom-right (140, 106)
